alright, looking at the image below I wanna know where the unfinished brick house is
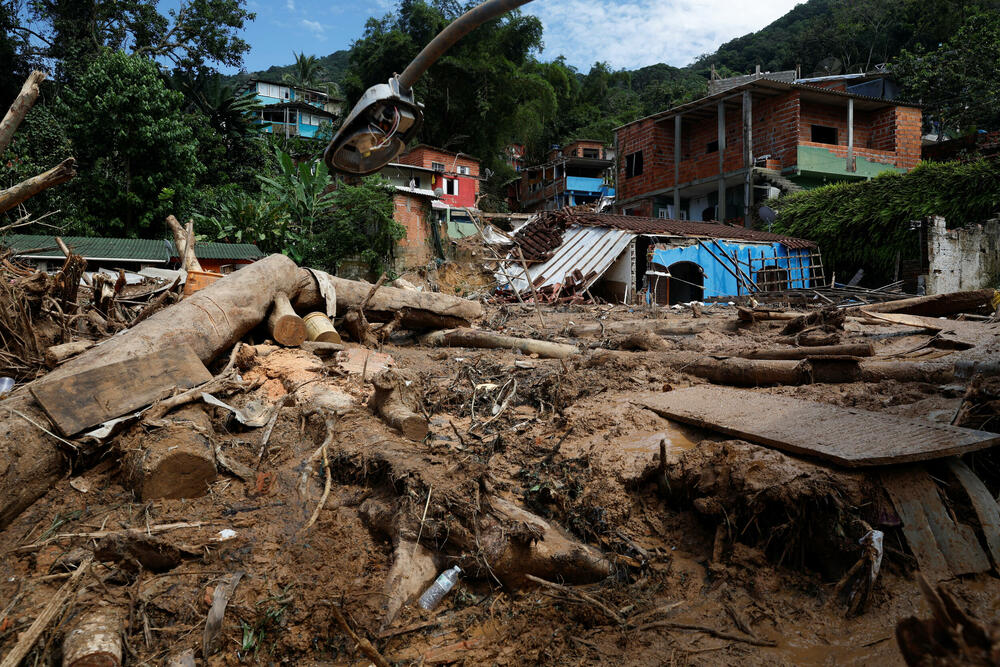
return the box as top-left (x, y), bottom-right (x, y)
top-left (614, 77), bottom-right (922, 225)
top-left (517, 140), bottom-right (615, 212)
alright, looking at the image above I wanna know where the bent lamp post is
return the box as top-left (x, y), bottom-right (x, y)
top-left (324, 0), bottom-right (534, 175)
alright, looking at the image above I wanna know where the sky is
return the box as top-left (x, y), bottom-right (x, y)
top-left (237, 0), bottom-right (804, 74)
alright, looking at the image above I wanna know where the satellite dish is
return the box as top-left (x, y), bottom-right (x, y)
top-left (812, 57), bottom-right (843, 76)
top-left (759, 205), bottom-right (777, 230)
top-left (433, 187), bottom-right (444, 197)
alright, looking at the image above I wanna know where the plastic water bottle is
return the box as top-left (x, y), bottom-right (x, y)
top-left (418, 566), bottom-right (461, 610)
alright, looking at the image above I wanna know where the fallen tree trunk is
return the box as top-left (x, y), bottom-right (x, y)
top-left (62, 607), bottom-right (123, 667)
top-left (419, 328), bottom-right (579, 359)
top-left (0, 70), bottom-right (45, 155)
top-left (0, 253), bottom-right (301, 531)
top-left (856, 289), bottom-right (996, 317)
top-left (742, 343), bottom-right (874, 360)
top-left (687, 358), bottom-right (813, 386)
top-left (267, 292), bottom-right (306, 346)
top-left (736, 307), bottom-right (803, 322)
top-left (293, 270), bottom-right (481, 330)
top-left (568, 319), bottom-right (728, 337)
top-left (0, 157), bottom-right (76, 214)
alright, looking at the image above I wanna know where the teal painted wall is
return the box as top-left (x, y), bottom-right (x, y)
top-left (796, 144), bottom-right (906, 181)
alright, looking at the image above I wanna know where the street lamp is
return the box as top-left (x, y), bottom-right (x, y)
top-left (324, 0), bottom-right (534, 175)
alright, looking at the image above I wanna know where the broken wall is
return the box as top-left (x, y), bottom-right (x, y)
top-left (927, 215), bottom-right (1000, 294)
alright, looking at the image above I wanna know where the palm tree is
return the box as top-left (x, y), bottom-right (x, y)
top-left (282, 52), bottom-right (327, 90)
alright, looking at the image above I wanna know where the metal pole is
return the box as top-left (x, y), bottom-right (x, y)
top-left (398, 0), bottom-right (535, 91)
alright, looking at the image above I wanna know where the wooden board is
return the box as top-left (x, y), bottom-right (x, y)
top-left (948, 459), bottom-right (1000, 570)
top-left (636, 386), bottom-right (1000, 467)
top-left (30, 345), bottom-right (212, 436)
top-left (882, 467), bottom-right (991, 580)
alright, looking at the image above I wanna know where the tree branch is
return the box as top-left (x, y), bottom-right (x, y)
top-left (0, 158), bottom-right (76, 214)
top-left (0, 70), bottom-right (47, 156)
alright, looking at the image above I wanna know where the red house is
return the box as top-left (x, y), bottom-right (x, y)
top-left (396, 145), bottom-right (481, 209)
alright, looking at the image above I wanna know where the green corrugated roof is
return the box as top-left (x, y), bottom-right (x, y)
top-left (2, 235), bottom-right (170, 261)
top-left (1, 234), bottom-right (264, 262)
top-left (175, 241), bottom-right (266, 260)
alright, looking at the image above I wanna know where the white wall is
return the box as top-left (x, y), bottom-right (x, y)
top-left (927, 215), bottom-right (1000, 294)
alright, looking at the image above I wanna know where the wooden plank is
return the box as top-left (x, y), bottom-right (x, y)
top-left (30, 345), bottom-right (211, 436)
top-left (881, 469), bottom-right (951, 581)
top-left (883, 467), bottom-right (991, 579)
top-left (948, 459), bottom-right (1000, 569)
top-left (636, 386), bottom-right (1000, 467)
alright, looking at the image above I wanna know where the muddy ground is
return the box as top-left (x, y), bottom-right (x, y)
top-left (1, 300), bottom-right (998, 665)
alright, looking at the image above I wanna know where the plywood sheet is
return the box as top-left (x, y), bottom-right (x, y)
top-left (948, 459), bottom-right (1000, 569)
top-left (637, 386), bottom-right (1000, 467)
top-left (31, 345), bottom-right (211, 436)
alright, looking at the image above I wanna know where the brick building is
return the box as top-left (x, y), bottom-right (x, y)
top-left (614, 78), bottom-right (921, 225)
top-left (396, 145), bottom-right (481, 209)
top-left (517, 140), bottom-right (615, 212)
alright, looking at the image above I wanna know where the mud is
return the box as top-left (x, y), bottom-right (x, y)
top-left (1, 301), bottom-right (998, 665)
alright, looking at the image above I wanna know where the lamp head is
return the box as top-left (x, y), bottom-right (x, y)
top-left (324, 78), bottom-right (423, 175)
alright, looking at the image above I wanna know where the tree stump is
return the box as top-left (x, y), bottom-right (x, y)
top-left (122, 407), bottom-right (217, 500)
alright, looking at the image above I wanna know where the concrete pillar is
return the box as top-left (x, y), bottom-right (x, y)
top-left (847, 98), bottom-right (855, 172)
top-left (742, 90), bottom-right (753, 228)
top-left (673, 115), bottom-right (681, 218)
top-left (717, 100), bottom-right (726, 222)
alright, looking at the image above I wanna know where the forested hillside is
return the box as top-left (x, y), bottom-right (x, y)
top-left (2, 0), bottom-right (998, 239)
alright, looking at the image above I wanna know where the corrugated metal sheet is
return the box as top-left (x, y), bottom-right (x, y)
top-left (498, 226), bottom-right (635, 293)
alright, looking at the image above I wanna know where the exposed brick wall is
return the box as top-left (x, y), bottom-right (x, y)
top-left (616, 87), bottom-right (921, 206)
top-left (393, 192), bottom-right (433, 268)
top-left (398, 145), bottom-right (480, 178)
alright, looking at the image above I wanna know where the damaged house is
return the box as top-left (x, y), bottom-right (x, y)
top-left (614, 76), bottom-right (921, 224)
top-left (516, 140), bottom-right (615, 212)
top-left (498, 211), bottom-right (820, 304)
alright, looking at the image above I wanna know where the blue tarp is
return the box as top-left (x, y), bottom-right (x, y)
top-left (650, 240), bottom-right (812, 298)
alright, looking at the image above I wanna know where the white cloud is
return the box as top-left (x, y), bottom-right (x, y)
top-left (525, 0), bottom-right (803, 70)
top-left (300, 18), bottom-right (325, 35)
top-left (285, 0), bottom-right (294, 10)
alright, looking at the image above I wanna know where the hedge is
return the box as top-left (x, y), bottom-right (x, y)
top-left (771, 159), bottom-right (1000, 283)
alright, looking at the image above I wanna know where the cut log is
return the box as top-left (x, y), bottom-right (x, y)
top-left (860, 361), bottom-right (955, 384)
top-left (0, 253), bottom-right (301, 531)
top-left (568, 320), bottom-right (724, 337)
top-left (858, 289), bottom-right (996, 317)
top-left (61, 608), bottom-right (123, 667)
top-left (686, 357), bottom-right (813, 386)
top-left (267, 292), bottom-right (306, 346)
top-left (736, 307), bottom-right (803, 322)
top-left (0, 158), bottom-right (76, 214)
top-left (419, 328), bottom-right (579, 359)
top-left (342, 309), bottom-right (378, 347)
top-left (293, 269), bottom-right (481, 330)
top-left (44, 340), bottom-right (95, 368)
top-left (742, 343), bottom-right (874, 360)
top-left (121, 407), bottom-right (217, 501)
top-left (368, 370), bottom-right (428, 441)
top-left (0, 70), bottom-right (46, 155)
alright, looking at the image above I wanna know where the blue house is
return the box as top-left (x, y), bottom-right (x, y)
top-left (239, 78), bottom-right (343, 139)
top-left (498, 212), bottom-right (821, 304)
